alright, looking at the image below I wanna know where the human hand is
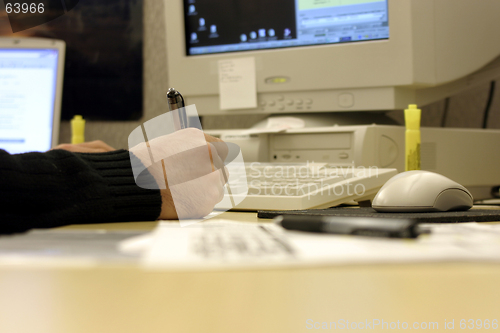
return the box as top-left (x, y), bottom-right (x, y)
top-left (129, 128), bottom-right (229, 220)
top-left (53, 140), bottom-right (116, 153)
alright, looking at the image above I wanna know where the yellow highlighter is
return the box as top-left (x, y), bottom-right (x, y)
top-left (71, 115), bottom-right (86, 144)
top-left (404, 104), bottom-right (421, 171)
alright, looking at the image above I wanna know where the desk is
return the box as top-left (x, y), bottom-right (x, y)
top-left (1, 211), bottom-right (500, 333)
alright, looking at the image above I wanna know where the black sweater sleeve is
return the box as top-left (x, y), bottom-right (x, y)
top-left (0, 149), bottom-right (162, 234)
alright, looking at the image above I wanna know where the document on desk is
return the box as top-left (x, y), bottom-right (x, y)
top-left (143, 220), bottom-right (295, 269)
top-left (138, 220), bottom-right (500, 270)
top-left (0, 229), bottom-right (146, 267)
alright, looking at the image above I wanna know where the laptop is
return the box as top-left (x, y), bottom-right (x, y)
top-left (0, 37), bottom-right (65, 154)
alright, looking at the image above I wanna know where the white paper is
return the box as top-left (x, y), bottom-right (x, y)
top-left (240, 126), bottom-right (289, 135)
top-left (144, 220), bottom-right (294, 269)
top-left (118, 232), bottom-right (154, 254)
top-left (266, 116), bottom-right (305, 129)
top-left (241, 116), bottom-right (306, 134)
top-left (138, 220), bottom-right (500, 270)
top-left (218, 57), bottom-right (257, 110)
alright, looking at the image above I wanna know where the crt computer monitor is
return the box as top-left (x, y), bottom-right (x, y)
top-left (165, 0), bottom-right (500, 118)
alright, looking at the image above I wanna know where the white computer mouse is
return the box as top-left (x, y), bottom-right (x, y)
top-left (372, 170), bottom-right (473, 212)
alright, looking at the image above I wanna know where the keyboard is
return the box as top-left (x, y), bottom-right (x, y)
top-left (226, 163), bottom-right (398, 211)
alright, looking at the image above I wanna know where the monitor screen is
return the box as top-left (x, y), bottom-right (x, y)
top-left (0, 48), bottom-right (59, 154)
top-left (184, 0), bottom-right (389, 56)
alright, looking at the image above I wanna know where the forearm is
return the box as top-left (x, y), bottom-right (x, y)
top-left (0, 149), bottom-right (162, 234)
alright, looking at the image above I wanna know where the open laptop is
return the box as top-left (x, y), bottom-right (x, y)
top-left (0, 37), bottom-right (65, 154)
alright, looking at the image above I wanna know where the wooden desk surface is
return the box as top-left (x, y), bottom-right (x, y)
top-left (1, 211), bottom-right (500, 333)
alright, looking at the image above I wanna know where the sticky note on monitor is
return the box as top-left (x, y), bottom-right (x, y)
top-left (218, 57), bottom-right (257, 110)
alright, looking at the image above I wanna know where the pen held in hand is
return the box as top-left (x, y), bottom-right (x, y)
top-left (166, 87), bottom-right (188, 129)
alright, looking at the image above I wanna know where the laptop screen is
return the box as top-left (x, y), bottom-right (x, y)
top-left (0, 48), bottom-right (59, 154)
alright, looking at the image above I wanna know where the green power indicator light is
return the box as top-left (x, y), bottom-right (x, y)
top-left (266, 77), bottom-right (290, 84)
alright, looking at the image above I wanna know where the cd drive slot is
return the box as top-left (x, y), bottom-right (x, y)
top-left (272, 133), bottom-right (351, 150)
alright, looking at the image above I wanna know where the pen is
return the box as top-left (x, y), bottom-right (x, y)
top-left (166, 87), bottom-right (188, 129)
top-left (274, 215), bottom-right (421, 239)
top-left (166, 87), bottom-right (234, 204)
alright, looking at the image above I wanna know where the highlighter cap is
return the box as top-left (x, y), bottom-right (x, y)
top-left (71, 115), bottom-right (86, 129)
top-left (404, 104), bottom-right (421, 130)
